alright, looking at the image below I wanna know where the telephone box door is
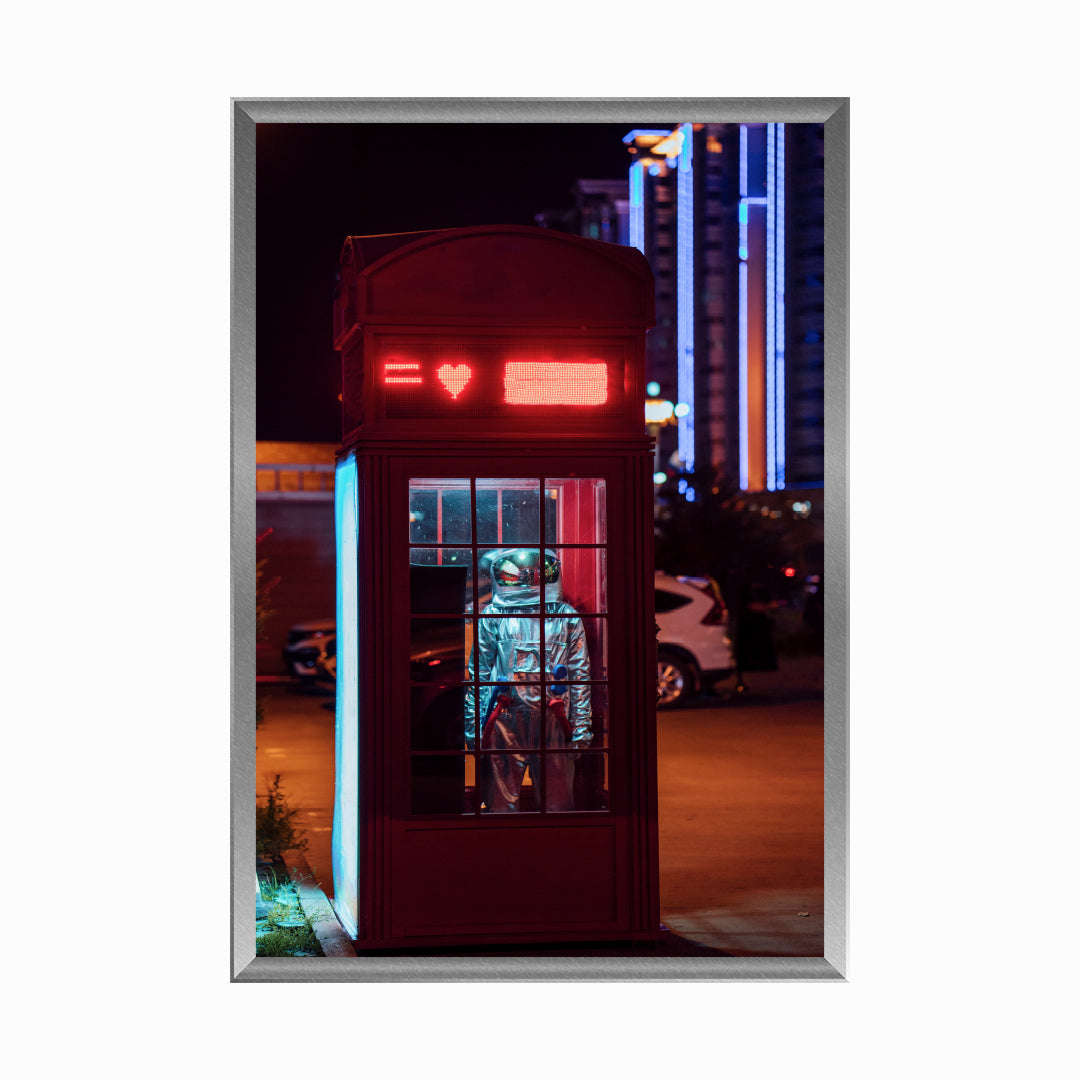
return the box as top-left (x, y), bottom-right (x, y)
top-left (388, 459), bottom-right (644, 941)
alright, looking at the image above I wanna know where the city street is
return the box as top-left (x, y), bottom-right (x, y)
top-left (254, 653), bottom-right (825, 956)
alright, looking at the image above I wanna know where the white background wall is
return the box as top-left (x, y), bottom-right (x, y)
top-left (5, 6), bottom-right (1076, 1079)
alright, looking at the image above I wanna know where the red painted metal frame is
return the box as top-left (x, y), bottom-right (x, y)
top-left (335, 226), bottom-right (659, 950)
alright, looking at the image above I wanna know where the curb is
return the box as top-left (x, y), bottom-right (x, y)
top-left (282, 849), bottom-right (357, 958)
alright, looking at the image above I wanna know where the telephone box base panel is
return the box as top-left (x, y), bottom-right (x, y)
top-left (383, 821), bottom-right (648, 944)
top-left (346, 929), bottom-right (664, 954)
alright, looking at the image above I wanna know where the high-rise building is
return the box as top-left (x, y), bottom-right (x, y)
top-left (534, 178), bottom-right (630, 246)
top-left (625, 122), bottom-right (825, 498)
top-left (540, 124), bottom-right (825, 500)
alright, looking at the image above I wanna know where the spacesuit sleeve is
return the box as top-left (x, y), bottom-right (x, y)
top-left (566, 613), bottom-right (593, 744)
top-left (465, 610), bottom-right (497, 748)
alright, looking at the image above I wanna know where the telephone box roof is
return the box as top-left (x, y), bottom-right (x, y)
top-left (336, 224), bottom-right (654, 333)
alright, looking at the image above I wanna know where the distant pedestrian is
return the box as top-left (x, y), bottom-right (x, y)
top-left (733, 580), bottom-right (779, 692)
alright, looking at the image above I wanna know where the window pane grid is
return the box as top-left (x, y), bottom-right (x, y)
top-left (408, 475), bottom-right (610, 816)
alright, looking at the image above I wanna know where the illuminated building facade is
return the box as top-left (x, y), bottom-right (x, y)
top-left (571, 124), bottom-right (825, 498)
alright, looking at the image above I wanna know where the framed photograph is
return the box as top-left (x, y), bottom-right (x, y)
top-left (232, 98), bottom-right (848, 981)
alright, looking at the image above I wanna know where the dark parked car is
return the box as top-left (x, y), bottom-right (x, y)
top-left (282, 618), bottom-right (335, 682)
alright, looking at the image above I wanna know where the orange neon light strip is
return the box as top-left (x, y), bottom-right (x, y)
top-left (504, 362), bottom-right (608, 405)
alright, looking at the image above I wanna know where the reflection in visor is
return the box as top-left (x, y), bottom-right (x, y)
top-left (492, 552), bottom-right (560, 588)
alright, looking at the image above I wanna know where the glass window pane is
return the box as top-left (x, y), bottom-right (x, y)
top-left (412, 685), bottom-right (474, 751)
top-left (476, 479), bottom-right (540, 545)
top-left (546, 478), bottom-right (606, 543)
top-left (546, 751), bottom-right (608, 813)
top-left (545, 616), bottom-right (606, 681)
top-left (411, 755), bottom-right (476, 815)
top-left (409, 550), bottom-right (473, 613)
top-left (546, 683), bottom-right (607, 749)
top-left (478, 751), bottom-right (540, 814)
top-left (411, 618), bottom-right (469, 683)
top-left (550, 547), bottom-right (606, 613)
top-left (409, 478), bottom-right (471, 544)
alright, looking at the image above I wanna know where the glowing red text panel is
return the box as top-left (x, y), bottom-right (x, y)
top-left (384, 362), bottom-right (422, 385)
top-left (503, 362), bottom-right (608, 405)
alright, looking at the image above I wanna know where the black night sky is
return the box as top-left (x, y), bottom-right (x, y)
top-left (256, 123), bottom-right (655, 442)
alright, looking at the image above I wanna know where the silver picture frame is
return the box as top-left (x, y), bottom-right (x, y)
top-left (232, 97), bottom-right (848, 981)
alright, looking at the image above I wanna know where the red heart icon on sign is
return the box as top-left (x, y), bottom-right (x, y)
top-left (437, 363), bottom-right (472, 399)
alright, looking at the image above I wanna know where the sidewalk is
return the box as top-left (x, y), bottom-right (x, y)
top-left (255, 651), bottom-right (826, 958)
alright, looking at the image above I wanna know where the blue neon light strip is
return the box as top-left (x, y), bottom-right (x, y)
top-left (331, 452), bottom-right (359, 939)
top-left (622, 128), bottom-right (676, 144)
top-left (629, 161), bottom-right (644, 253)
top-left (776, 123), bottom-right (786, 490)
top-left (740, 124), bottom-right (748, 197)
top-left (676, 122), bottom-right (695, 478)
top-left (766, 123), bottom-right (776, 492)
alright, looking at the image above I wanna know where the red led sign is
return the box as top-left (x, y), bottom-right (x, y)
top-left (384, 362), bottom-right (422, 385)
top-left (504, 362), bottom-right (607, 405)
top-left (378, 342), bottom-right (625, 422)
top-left (436, 363), bottom-right (472, 399)
top-left (383, 359), bottom-right (608, 406)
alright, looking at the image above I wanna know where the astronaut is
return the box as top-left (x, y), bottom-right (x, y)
top-left (464, 548), bottom-right (592, 812)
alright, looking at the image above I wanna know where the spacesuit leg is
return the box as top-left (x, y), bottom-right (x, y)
top-left (485, 711), bottom-right (529, 813)
top-left (543, 706), bottom-right (575, 812)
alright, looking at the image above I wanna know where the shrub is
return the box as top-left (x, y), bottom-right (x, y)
top-left (256, 774), bottom-right (309, 859)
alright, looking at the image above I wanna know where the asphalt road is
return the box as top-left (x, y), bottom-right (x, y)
top-left (656, 656), bottom-right (825, 956)
top-left (254, 653), bottom-right (825, 957)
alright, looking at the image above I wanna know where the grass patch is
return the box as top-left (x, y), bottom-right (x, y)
top-left (256, 867), bottom-right (324, 958)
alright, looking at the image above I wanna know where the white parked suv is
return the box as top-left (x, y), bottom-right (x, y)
top-left (655, 572), bottom-right (735, 708)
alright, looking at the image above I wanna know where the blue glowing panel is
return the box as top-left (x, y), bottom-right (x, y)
top-left (629, 162), bottom-right (644, 253)
top-left (331, 452), bottom-right (359, 939)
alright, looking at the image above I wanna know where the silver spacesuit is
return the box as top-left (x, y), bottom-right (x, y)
top-left (465, 548), bottom-right (592, 812)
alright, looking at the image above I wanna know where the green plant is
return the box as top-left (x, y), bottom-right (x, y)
top-left (256, 774), bottom-right (310, 859)
top-left (255, 871), bottom-right (324, 957)
top-left (256, 923), bottom-right (323, 957)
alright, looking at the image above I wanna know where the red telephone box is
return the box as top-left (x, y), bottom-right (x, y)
top-left (331, 225), bottom-right (659, 949)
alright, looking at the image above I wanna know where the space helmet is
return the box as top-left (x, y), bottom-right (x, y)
top-left (488, 548), bottom-right (562, 607)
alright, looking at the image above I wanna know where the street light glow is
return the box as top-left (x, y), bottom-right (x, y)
top-left (645, 398), bottom-right (675, 424)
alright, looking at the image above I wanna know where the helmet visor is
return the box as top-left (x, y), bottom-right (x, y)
top-left (492, 550), bottom-right (560, 589)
